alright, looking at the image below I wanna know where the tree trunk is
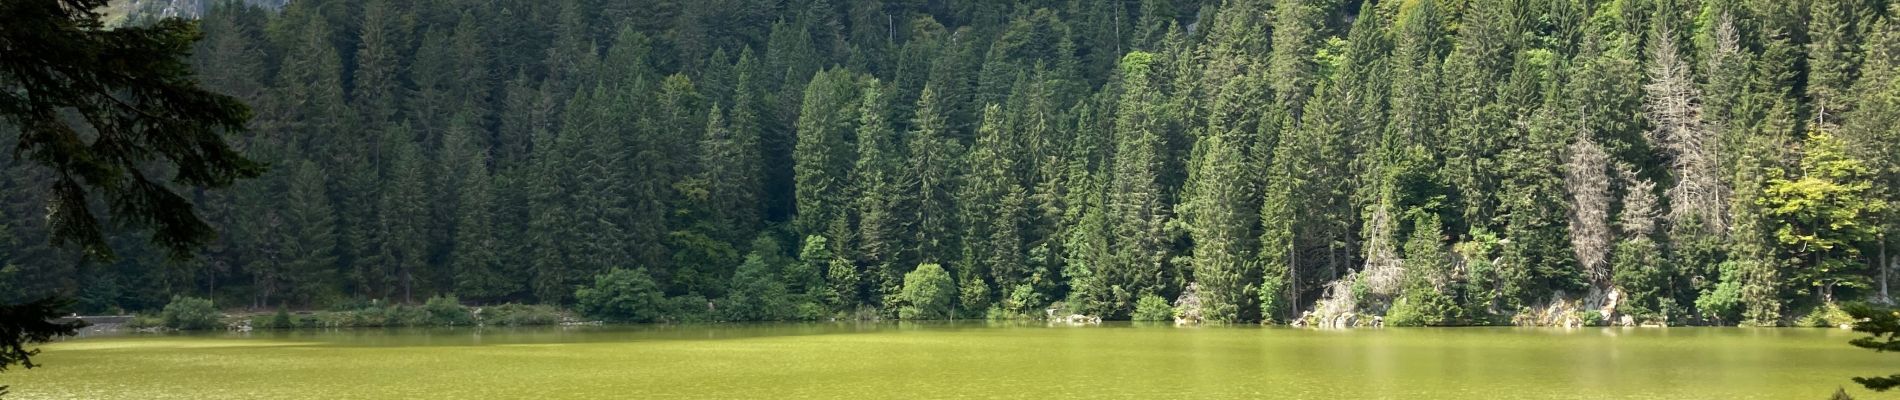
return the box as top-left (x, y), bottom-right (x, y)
top-left (253, 274), bottom-right (263, 310)
top-left (207, 263), bottom-right (217, 300)
top-left (404, 271), bottom-right (414, 304)
top-left (1290, 247), bottom-right (1300, 317)
top-left (1882, 235), bottom-right (1891, 304)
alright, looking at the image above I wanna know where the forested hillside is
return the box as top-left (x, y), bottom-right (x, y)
top-left (3, 0), bottom-right (1895, 326)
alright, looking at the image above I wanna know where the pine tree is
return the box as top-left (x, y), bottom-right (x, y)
top-left (352, 0), bottom-right (407, 131)
top-left (271, 160), bottom-right (335, 307)
top-left (193, 2), bottom-right (269, 110)
top-left (1271, 80), bottom-right (1359, 319)
top-left (959, 105), bottom-right (1028, 314)
top-left (379, 126), bottom-right (431, 303)
top-left (793, 69), bottom-right (861, 236)
top-left (1016, 74), bottom-right (1069, 307)
top-left (907, 86), bottom-right (964, 263)
top-left (410, 28), bottom-right (459, 143)
top-left (431, 114), bottom-right (482, 287)
top-left (231, 166), bottom-right (286, 309)
top-left (1106, 52), bottom-right (1176, 316)
top-left (1725, 133), bottom-right (1787, 326)
top-left (1184, 131), bottom-right (1258, 323)
top-left (1132, 0), bottom-right (1177, 50)
top-left (650, 76), bottom-right (716, 290)
top-left (568, 85), bottom-right (639, 288)
top-left (1060, 100), bottom-right (1115, 317)
top-left (1494, 60), bottom-right (1579, 311)
top-left (1613, 168), bottom-right (1670, 319)
top-left (696, 104), bottom-right (763, 243)
top-left (1806, 0), bottom-right (1865, 128)
top-left (1393, 211), bottom-right (1461, 326)
top-left (850, 79), bottom-right (907, 306)
top-left (1269, 0), bottom-right (1325, 114)
top-left (655, 74), bottom-right (706, 206)
top-left (1844, 10), bottom-right (1900, 302)
top-left (276, 13), bottom-right (352, 166)
top-left (1439, 0), bottom-right (1524, 229)
top-left (544, 0), bottom-right (594, 95)
top-left (526, 123), bottom-right (574, 304)
top-left (451, 145), bottom-right (509, 302)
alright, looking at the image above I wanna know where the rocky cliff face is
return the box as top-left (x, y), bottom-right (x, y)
top-left (108, 0), bottom-right (288, 23)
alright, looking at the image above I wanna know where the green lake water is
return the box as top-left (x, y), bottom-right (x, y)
top-left (6, 323), bottom-right (1895, 399)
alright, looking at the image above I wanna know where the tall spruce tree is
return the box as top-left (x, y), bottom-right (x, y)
top-left (793, 69), bottom-right (862, 237)
top-left (450, 146), bottom-right (508, 302)
top-left (280, 161), bottom-right (339, 306)
top-left (907, 86), bottom-right (964, 264)
top-left (1106, 52), bottom-right (1177, 316)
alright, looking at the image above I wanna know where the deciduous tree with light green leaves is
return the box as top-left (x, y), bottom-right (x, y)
top-left (899, 264), bottom-right (957, 320)
top-left (1760, 131), bottom-right (1888, 303)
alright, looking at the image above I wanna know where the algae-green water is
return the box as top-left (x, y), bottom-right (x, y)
top-left (6, 324), bottom-right (1894, 399)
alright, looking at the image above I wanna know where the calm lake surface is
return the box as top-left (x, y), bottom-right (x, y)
top-left (6, 323), bottom-right (1894, 399)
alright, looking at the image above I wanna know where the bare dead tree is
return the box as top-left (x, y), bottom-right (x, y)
top-left (1644, 22), bottom-right (1729, 233)
top-left (1566, 128), bottom-right (1614, 286)
top-left (1618, 165), bottom-right (1660, 237)
top-left (1360, 196), bottom-right (1402, 289)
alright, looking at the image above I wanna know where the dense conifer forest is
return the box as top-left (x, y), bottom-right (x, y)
top-left (5, 0), bottom-right (1897, 326)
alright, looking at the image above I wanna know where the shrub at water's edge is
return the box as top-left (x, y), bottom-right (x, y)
top-left (1130, 294), bottom-right (1173, 322)
top-left (158, 296), bottom-right (221, 330)
top-left (135, 296), bottom-right (568, 331)
top-left (575, 268), bottom-right (666, 323)
top-left (1799, 302), bottom-right (1857, 328)
top-left (481, 304), bottom-right (564, 326)
top-left (899, 264), bottom-right (956, 320)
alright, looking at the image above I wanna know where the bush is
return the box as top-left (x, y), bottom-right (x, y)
top-left (321, 303), bottom-right (425, 327)
top-left (898, 264), bottom-right (957, 320)
top-left (723, 254), bottom-right (795, 321)
top-left (958, 276), bottom-right (991, 319)
top-left (481, 303), bottom-right (562, 326)
top-left (125, 315), bottom-right (164, 331)
top-left (250, 308), bottom-right (295, 329)
top-left (388, 305), bottom-right (430, 326)
top-left (1131, 294), bottom-right (1173, 322)
top-left (985, 305), bottom-right (1011, 321)
top-left (159, 296), bottom-right (222, 330)
top-left (575, 268), bottom-right (665, 323)
top-left (1799, 302), bottom-right (1856, 328)
top-left (794, 300), bottom-right (830, 321)
top-left (270, 308), bottom-right (294, 328)
top-left (663, 294), bottom-right (714, 323)
top-left (295, 313), bottom-right (324, 328)
top-left (999, 283), bottom-right (1044, 319)
top-left (1385, 297), bottom-right (1425, 327)
top-left (423, 296), bottom-right (474, 326)
top-left (1695, 271), bottom-right (1744, 325)
top-left (1387, 290), bottom-right (1466, 327)
top-left (1581, 310), bottom-right (1606, 326)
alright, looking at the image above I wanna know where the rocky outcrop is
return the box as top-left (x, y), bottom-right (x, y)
top-left (1511, 290), bottom-right (1622, 328)
top-left (1046, 314), bottom-right (1102, 326)
top-left (1172, 283), bottom-right (1207, 326)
